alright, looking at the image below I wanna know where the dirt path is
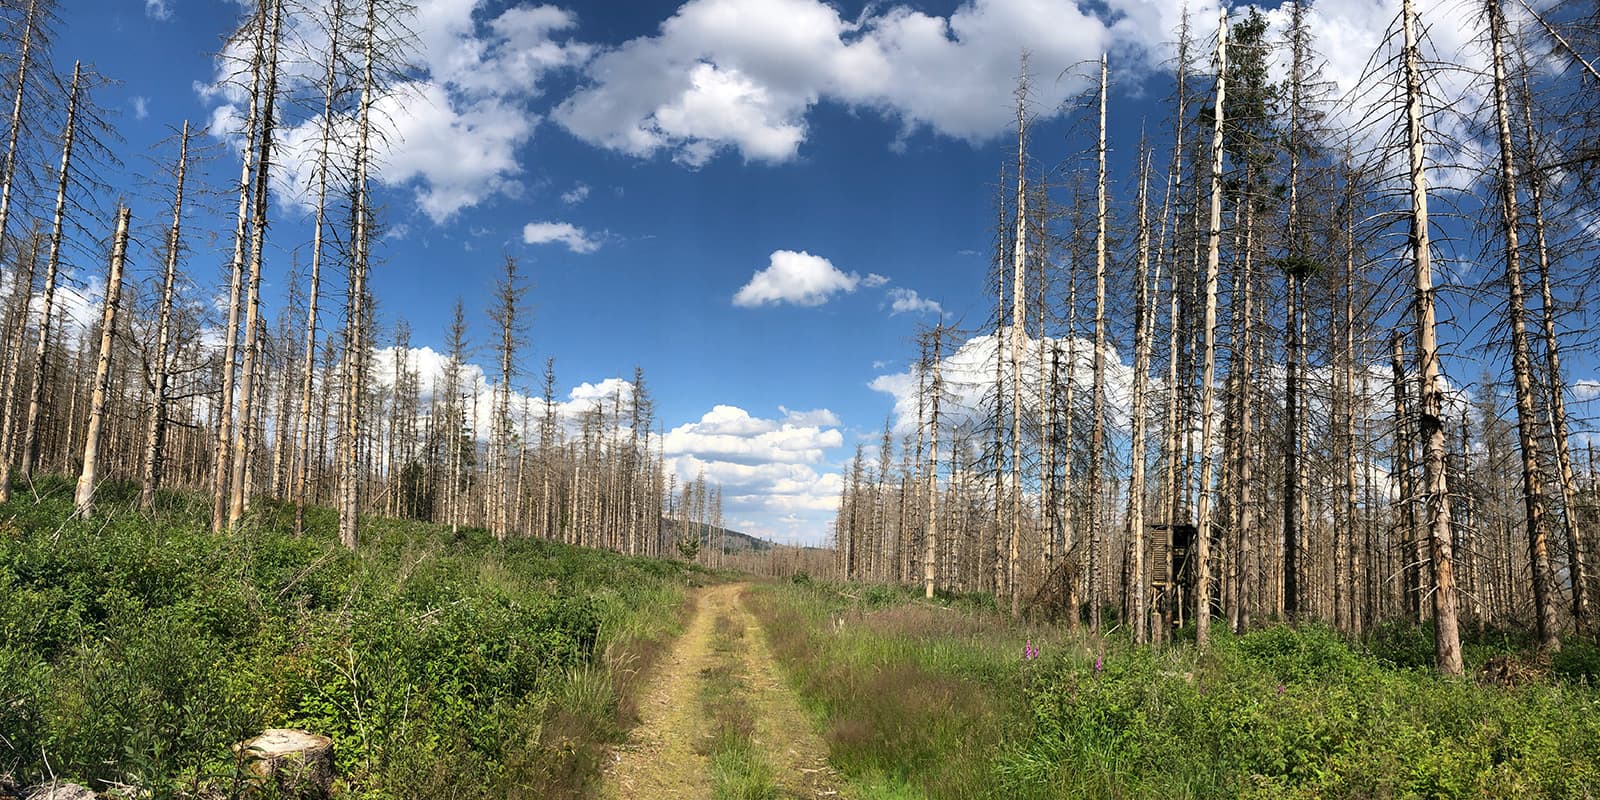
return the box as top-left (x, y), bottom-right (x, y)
top-left (600, 582), bottom-right (845, 799)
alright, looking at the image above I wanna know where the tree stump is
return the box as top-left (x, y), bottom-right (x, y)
top-left (232, 729), bottom-right (334, 800)
top-left (24, 782), bottom-right (97, 800)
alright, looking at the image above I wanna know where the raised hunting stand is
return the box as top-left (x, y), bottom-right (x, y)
top-left (1149, 523), bottom-right (1198, 638)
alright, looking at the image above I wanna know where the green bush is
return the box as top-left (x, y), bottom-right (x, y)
top-left (1001, 624), bottom-right (1600, 799)
top-left (1554, 638), bottom-right (1600, 685)
top-left (0, 480), bottom-right (701, 798)
top-left (1235, 623), bottom-right (1361, 682)
top-left (1366, 619), bottom-right (1435, 669)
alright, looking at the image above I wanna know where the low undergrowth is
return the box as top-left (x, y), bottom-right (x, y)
top-left (752, 579), bottom-right (1600, 800)
top-left (0, 476), bottom-right (707, 799)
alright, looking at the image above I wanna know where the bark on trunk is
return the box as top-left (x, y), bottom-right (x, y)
top-left (1403, 0), bottom-right (1464, 673)
top-left (1195, 13), bottom-right (1228, 651)
top-left (140, 123), bottom-right (190, 511)
top-left (73, 207), bottom-right (131, 517)
top-left (18, 62), bottom-right (81, 485)
top-left (1486, 0), bottom-right (1560, 651)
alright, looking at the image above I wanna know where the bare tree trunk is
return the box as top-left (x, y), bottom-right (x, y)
top-left (339, 0), bottom-right (378, 550)
top-left (140, 123), bottom-right (191, 511)
top-left (1486, 0), bottom-right (1560, 651)
top-left (1062, 202), bottom-right (1080, 627)
top-left (1282, 1), bottom-right (1308, 622)
top-left (924, 323), bottom-right (943, 599)
top-left (229, 0), bottom-right (282, 530)
top-left (1089, 53), bottom-right (1110, 632)
top-left (211, 9), bottom-right (267, 533)
top-left (0, 231), bottom-right (39, 503)
top-left (73, 206), bottom-right (130, 517)
top-left (0, 0), bottom-right (40, 288)
top-left (1519, 55), bottom-right (1589, 633)
top-left (516, 394), bottom-right (530, 536)
top-left (1342, 170), bottom-right (1364, 635)
top-left (1034, 193), bottom-right (1053, 584)
top-left (1392, 334), bottom-right (1423, 621)
top-left (1128, 148), bottom-right (1153, 643)
top-left (294, 2), bottom-right (341, 535)
top-left (1194, 13), bottom-right (1228, 651)
top-left (1402, 0), bottom-right (1463, 673)
top-left (18, 62), bottom-right (81, 486)
top-left (541, 357), bottom-right (556, 539)
top-left (1007, 76), bottom-right (1028, 618)
top-left (1233, 193), bottom-right (1257, 630)
top-left (1160, 21), bottom-right (1190, 545)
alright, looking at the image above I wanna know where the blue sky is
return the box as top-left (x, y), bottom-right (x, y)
top-left (45, 0), bottom-right (1561, 544)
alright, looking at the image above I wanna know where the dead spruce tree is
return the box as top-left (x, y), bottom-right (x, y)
top-left (1516, 54), bottom-right (1591, 632)
top-left (228, 0), bottom-right (285, 531)
top-left (1401, 0), bottom-right (1464, 673)
top-left (0, 0), bottom-right (57, 290)
top-left (1006, 68), bottom-right (1030, 618)
top-left (1088, 54), bottom-right (1110, 633)
top-left (293, 0), bottom-right (350, 536)
top-left (138, 122), bottom-right (195, 511)
top-left (1483, 0), bottom-right (1561, 652)
top-left (338, 0), bottom-right (413, 550)
top-left (1194, 11), bottom-right (1229, 652)
top-left (488, 255), bottom-right (528, 540)
top-left (209, 3), bottom-right (270, 532)
top-left (15, 62), bottom-right (115, 490)
top-left (72, 205), bottom-right (129, 517)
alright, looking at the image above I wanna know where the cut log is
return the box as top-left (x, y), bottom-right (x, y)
top-left (232, 729), bottom-right (334, 800)
top-left (24, 782), bottom-right (96, 800)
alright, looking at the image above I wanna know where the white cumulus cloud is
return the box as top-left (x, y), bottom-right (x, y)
top-left (733, 249), bottom-right (860, 307)
top-left (869, 329), bottom-right (1135, 436)
top-left (887, 287), bottom-right (942, 316)
top-left (554, 0), bottom-right (1121, 165)
top-left (523, 221), bottom-right (601, 253)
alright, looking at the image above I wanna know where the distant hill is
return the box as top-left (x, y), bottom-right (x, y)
top-left (660, 518), bottom-right (775, 554)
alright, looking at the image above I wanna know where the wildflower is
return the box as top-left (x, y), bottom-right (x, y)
top-left (1023, 639), bottom-right (1039, 660)
top-left (1276, 684), bottom-right (1286, 696)
top-left (1094, 654), bottom-right (1103, 674)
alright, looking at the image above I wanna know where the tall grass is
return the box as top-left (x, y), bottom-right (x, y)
top-left (748, 581), bottom-right (1049, 800)
top-left (699, 614), bottom-right (779, 800)
top-left (752, 579), bottom-right (1600, 800)
top-left (0, 476), bottom-right (706, 799)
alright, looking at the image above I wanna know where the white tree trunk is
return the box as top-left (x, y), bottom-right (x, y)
top-left (1194, 13), bottom-right (1227, 651)
top-left (73, 207), bottom-right (131, 517)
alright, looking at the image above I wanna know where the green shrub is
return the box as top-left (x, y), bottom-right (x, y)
top-left (1366, 619), bottom-right (1435, 669)
top-left (1235, 623), bottom-right (1361, 682)
top-left (1553, 638), bottom-right (1600, 684)
top-left (0, 482), bottom-right (700, 798)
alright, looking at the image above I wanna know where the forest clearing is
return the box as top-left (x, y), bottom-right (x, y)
top-left (5, 0), bottom-right (1600, 797)
top-left (3, 482), bottom-right (1599, 799)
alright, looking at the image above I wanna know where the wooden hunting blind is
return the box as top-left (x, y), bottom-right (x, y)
top-left (1148, 523), bottom-right (1196, 588)
top-left (1149, 523), bottom-right (1199, 629)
